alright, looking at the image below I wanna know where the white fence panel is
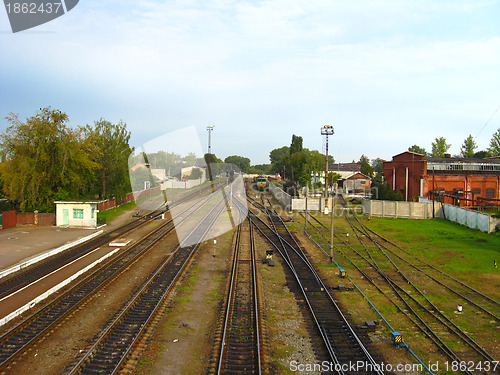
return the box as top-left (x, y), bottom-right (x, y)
top-left (440, 203), bottom-right (493, 232)
top-left (291, 198), bottom-right (321, 211)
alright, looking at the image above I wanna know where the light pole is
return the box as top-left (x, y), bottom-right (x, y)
top-left (207, 125), bottom-right (215, 154)
top-left (321, 125), bottom-right (334, 206)
top-left (321, 125), bottom-right (335, 260)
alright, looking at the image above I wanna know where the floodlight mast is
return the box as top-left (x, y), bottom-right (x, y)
top-left (321, 125), bottom-right (334, 201)
top-left (207, 125), bottom-right (215, 154)
top-left (321, 125), bottom-right (335, 261)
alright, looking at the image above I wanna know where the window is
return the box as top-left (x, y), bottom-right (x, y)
top-left (486, 189), bottom-right (495, 198)
top-left (471, 188), bottom-right (481, 196)
top-left (73, 209), bottom-right (84, 219)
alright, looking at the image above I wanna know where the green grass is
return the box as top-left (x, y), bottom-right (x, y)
top-left (97, 200), bottom-right (137, 224)
top-left (364, 217), bottom-right (500, 274)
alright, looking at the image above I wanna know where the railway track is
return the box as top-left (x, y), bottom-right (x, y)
top-left (0, 211), bottom-right (158, 300)
top-left (240, 192), bottom-right (386, 374)
top-left (0, 186), bottom-right (224, 372)
top-left (0, 181), bottom-right (224, 302)
top-left (68, 192), bottom-right (229, 374)
top-left (211, 216), bottom-right (265, 374)
top-left (295, 197), bottom-right (499, 374)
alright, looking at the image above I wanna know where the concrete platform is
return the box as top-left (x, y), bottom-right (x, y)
top-left (0, 227), bottom-right (102, 271)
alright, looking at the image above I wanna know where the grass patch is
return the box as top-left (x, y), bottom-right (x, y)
top-left (97, 200), bottom-right (137, 224)
top-left (360, 217), bottom-right (500, 274)
top-left (175, 295), bottom-right (191, 303)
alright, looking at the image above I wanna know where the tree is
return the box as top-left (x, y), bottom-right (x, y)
top-left (473, 150), bottom-right (491, 159)
top-left (431, 137), bottom-right (451, 157)
top-left (459, 134), bottom-right (477, 158)
top-left (489, 128), bottom-right (500, 156)
top-left (204, 153), bottom-right (223, 180)
top-left (408, 145), bottom-right (427, 156)
top-left (373, 182), bottom-right (403, 201)
top-left (224, 155), bottom-right (250, 173)
top-left (183, 152), bottom-right (197, 166)
top-left (0, 108), bottom-right (96, 212)
top-left (249, 164), bottom-right (271, 175)
top-left (290, 134), bottom-right (303, 155)
top-left (189, 167), bottom-right (204, 180)
top-left (84, 119), bottom-right (133, 199)
top-left (327, 172), bottom-right (341, 189)
top-left (269, 146), bottom-right (289, 176)
top-left (371, 158), bottom-right (384, 183)
top-left (358, 155), bottom-right (374, 178)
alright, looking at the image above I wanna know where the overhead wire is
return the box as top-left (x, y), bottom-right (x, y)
top-left (474, 104), bottom-right (500, 139)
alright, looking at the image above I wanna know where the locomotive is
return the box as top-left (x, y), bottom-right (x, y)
top-left (255, 175), bottom-right (268, 191)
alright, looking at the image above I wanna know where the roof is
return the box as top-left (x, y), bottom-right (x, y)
top-left (332, 171), bottom-right (371, 180)
top-left (345, 172), bottom-right (371, 180)
top-left (329, 162), bottom-right (361, 172)
top-left (425, 156), bottom-right (500, 164)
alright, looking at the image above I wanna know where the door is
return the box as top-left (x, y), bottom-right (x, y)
top-left (62, 209), bottom-right (69, 225)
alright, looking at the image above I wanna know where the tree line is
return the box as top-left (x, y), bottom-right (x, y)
top-left (0, 107), bottom-right (133, 212)
top-left (408, 129), bottom-right (500, 158)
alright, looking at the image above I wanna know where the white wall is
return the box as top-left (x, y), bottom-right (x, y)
top-left (56, 203), bottom-right (98, 228)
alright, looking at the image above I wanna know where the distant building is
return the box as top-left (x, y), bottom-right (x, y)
top-left (55, 200), bottom-right (104, 228)
top-left (344, 172), bottom-right (371, 191)
top-left (382, 151), bottom-right (500, 206)
top-left (313, 163), bottom-right (371, 193)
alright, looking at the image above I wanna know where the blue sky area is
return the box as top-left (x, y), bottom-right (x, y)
top-left (1, 0), bottom-right (500, 164)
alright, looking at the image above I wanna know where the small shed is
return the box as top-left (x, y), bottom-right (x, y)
top-left (54, 200), bottom-right (104, 228)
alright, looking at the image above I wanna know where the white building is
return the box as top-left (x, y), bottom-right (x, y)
top-left (55, 200), bottom-right (103, 228)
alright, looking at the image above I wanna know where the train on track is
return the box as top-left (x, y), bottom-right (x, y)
top-left (254, 175), bottom-right (268, 191)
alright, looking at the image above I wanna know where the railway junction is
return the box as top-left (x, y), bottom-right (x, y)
top-left (0, 176), bottom-right (498, 375)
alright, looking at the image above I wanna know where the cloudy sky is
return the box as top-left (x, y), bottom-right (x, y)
top-left (1, 0), bottom-right (499, 165)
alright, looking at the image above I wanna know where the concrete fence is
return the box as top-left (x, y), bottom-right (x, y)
top-left (362, 199), bottom-right (499, 233)
top-left (291, 198), bottom-right (322, 212)
top-left (160, 177), bottom-right (206, 190)
top-left (362, 200), bottom-right (435, 219)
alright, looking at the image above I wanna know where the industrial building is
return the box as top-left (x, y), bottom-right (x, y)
top-left (382, 151), bottom-right (500, 206)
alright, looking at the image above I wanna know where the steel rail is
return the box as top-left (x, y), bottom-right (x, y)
top-left (261, 195), bottom-right (384, 374)
top-left (216, 216), bottom-right (262, 374)
top-left (68, 194), bottom-right (228, 374)
top-left (336, 197), bottom-right (495, 372)
top-left (235, 194), bottom-right (383, 374)
top-left (0, 189), bottom-right (218, 370)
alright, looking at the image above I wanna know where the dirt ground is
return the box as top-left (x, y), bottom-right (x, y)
top-left (132, 231), bottom-right (233, 375)
top-left (131, 213), bottom-right (332, 375)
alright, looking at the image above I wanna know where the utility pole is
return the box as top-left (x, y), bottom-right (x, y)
top-left (207, 125), bottom-right (215, 154)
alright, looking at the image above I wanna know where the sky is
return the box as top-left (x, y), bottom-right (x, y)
top-left (1, 0), bottom-right (500, 165)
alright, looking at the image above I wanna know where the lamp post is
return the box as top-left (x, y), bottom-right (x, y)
top-left (321, 125), bottom-right (335, 260)
top-left (321, 125), bottom-right (334, 205)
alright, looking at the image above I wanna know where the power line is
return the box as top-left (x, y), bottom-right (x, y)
top-left (474, 104), bottom-right (500, 139)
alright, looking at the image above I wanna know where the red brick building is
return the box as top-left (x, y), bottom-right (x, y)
top-left (382, 151), bottom-right (500, 206)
